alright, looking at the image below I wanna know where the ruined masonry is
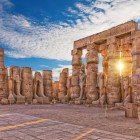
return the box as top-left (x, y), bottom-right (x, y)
top-left (0, 21), bottom-right (140, 119)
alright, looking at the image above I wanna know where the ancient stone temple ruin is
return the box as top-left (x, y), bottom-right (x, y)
top-left (71, 21), bottom-right (140, 118)
top-left (0, 21), bottom-right (140, 119)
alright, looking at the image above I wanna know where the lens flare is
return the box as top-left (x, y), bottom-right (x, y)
top-left (117, 60), bottom-right (124, 76)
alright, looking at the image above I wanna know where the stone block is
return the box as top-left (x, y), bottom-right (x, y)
top-left (16, 95), bottom-right (25, 104)
top-left (125, 103), bottom-right (138, 118)
top-left (0, 98), bottom-right (8, 105)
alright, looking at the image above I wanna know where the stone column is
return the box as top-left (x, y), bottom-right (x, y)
top-left (52, 81), bottom-right (59, 102)
top-left (119, 36), bottom-right (132, 104)
top-left (21, 67), bottom-right (33, 104)
top-left (86, 44), bottom-right (98, 104)
top-left (107, 37), bottom-right (121, 106)
top-left (102, 50), bottom-right (108, 82)
top-left (58, 68), bottom-right (69, 103)
top-left (67, 76), bottom-right (72, 101)
top-left (131, 31), bottom-right (140, 105)
top-left (71, 49), bottom-right (82, 101)
top-left (0, 49), bottom-right (8, 102)
top-left (43, 70), bottom-right (53, 101)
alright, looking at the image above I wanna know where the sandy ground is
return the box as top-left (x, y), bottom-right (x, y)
top-left (0, 104), bottom-right (139, 138)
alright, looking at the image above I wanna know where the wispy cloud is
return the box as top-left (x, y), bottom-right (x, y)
top-left (0, 0), bottom-right (140, 62)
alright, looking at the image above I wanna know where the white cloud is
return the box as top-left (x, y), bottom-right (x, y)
top-left (52, 65), bottom-right (72, 81)
top-left (0, 0), bottom-right (140, 61)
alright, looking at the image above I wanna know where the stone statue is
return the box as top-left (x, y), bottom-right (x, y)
top-left (15, 75), bottom-right (26, 104)
top-left (75, 64), bottom-right (86, 105)
top-left (79, 64), bottom-right (86, 100)
top-left (34, 72), bottom-right (50, 104)
top-left (123, 76), bottom-right (131, 105)
top-left (92, 73), bottom-right (107, 107)
top-left (8, 77), bottom-right (15, 104)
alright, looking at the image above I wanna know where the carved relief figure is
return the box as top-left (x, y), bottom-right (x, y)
top-left (78, 64), bottom-right (86, 100)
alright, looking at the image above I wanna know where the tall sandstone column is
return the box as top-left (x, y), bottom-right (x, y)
top-left (107, 37), bottom-right (121, 106)
top-left (21, 67), bottom-right (33, 103)
top-left (66, 76), bottom-right (72, 101)
top-left (52, 81), bottom-right (59, 101)
top-left (43, 70), bottom-right (53, 101)
top-left (0, 49), bottom-right (8, 102)
top-left (58, 68), bottom-right (69, 103)
top-left (118, 36), bottom-right (132, 103)
top-left (131, 31), bottom-right (140, 105)
top-left (71, 49), bottom-right (82, 101)
top-left (86, 44), bottom-right (98, 104)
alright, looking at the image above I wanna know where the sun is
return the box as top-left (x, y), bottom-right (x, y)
top-left (117, 60), bottom-right (124, 76)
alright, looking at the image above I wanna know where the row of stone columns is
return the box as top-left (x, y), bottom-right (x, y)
top-left (70, 33), bottom-right (140, 107)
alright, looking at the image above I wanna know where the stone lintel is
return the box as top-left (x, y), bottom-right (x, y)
top-left (131, 30), bottom-right (140, 39)
top-left (74, 21), bottom-right (138, 49)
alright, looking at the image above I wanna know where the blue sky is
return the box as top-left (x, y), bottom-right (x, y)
top-left (0, 0), bottom-right (140, 80)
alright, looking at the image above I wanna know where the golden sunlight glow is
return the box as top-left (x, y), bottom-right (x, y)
top-left (117, 60), bottom-right (124, 76)
top-left (117, 51), bottom-right (124, 76)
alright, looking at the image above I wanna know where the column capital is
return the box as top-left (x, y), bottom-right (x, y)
top-left (71, 49), bottom-right (82, 56)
